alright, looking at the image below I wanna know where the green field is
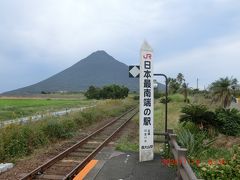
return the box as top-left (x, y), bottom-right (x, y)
top-left (0, 96), bottom-right (95, 121)
top-left (154, 93), bottom-right (186, 132)
top-left (0, 98), bottom-right (136, 162)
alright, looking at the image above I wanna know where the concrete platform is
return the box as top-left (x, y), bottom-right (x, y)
top-left (83, 147), bottom-right (176, 180)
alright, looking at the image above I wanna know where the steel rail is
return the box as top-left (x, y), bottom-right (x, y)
top-left (64, 108), bottom-right (138, 179)
top-left (21, 107), bottom-right (138, 180)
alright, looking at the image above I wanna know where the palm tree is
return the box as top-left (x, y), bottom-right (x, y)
top-left (168, 78), bottom-right (180, 94)
top-left (177, 73), bottom-right (185, 85)
top-left (209, 77), bottom-right (238, 108)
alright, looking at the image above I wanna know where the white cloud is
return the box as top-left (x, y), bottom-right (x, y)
top-left (155, 33), bottom-right (240, 89)
top-left (0, 0), bottom-right (189, 60)
top-left (0, 0), bottom-right (240, 92)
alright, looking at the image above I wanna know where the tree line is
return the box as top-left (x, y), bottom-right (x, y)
top-left (85, 84), bottom-right (129, 99)
top-left (167, 73), bottom-right (239, 108)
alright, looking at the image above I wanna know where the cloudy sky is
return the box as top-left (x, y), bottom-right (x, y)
top-left (0, 0), bottom-right (240, 93)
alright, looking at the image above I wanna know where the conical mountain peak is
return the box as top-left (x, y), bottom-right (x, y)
top-left (68, 50), bottom-right (121, 71)
top-left (2, 51), bottom-right (141, 95)
top-left (91, 50), bottom-right (109, 56)
top-left (80, 50), bottom-right (117, 64)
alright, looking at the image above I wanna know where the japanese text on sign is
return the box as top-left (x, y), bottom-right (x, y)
top-left (139, 41), bottom-right (154, 162)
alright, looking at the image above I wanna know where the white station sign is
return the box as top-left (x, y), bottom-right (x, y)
top-left (139, 41), bottom-right (154, 162)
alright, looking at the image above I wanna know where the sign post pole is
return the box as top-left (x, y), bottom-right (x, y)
top-left (139, 41), bottom-right (154, 162)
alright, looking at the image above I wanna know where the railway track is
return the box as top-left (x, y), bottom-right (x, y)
top-left (21, 107), bottom-right (138, 180)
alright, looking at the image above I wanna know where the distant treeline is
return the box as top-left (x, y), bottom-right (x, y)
top-left (85, 85), bottom-right (129, 99)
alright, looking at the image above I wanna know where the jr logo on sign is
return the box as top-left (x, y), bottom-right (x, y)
top-left (143, 53), bottom-right (152, 60)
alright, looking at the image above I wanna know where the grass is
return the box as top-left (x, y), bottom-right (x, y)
top-left (154, 93), bottom-right (186, 132)
top-left (200, 147), bottom-right (232, 161)
top-left (191, 94), bottom-right (221, 110)
top-left (116, 134), bottom-right (139, 152)
top-left (0, 97), bottom-right (95, 121)
top-left (0, 97), bottom-right (136, 162)
top-left (116, 93), bottom-right (187, 153)
top-left (116, 114), bottom-right (139, 152)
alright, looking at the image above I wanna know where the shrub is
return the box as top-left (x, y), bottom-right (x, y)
top-left (177, 127), bottom-right (213, 158)
top-left (133, 95), bottom-right (139, 100)
top-left (159, 97), bottom-right (171, 104)
top-left (198, 145), bottom-right (240, 179)
top-left (214, 108), bottom-right (240, 136)
top-left (41, 120), bottom-right (65, 139)
top-left (31, 128), bottom-right (48, 147)
top-left (85, 85), bottom-right (129, 99)
top-left (41, 119), bottom-right (76, 139)
top-left (154, 91), bottom-right (164, 99)
top-left (169, 94), bottom-right (185, 102)
top-left (0, 125), bottom-right (48, 160)
top-left (61, 119), bottom-right (77, 136)
top-left (80, 110), bottom-right (100, 124)
top-left (179, 105), bottom-right (240, 136)
top-left (201, 147), bottom-right (232, 161)
top-left (72, 108), bottom-right (103, 127)
top-left (0, 134), bottom-right (5, 161)
top-left (179, 104), bottom-right (215, 129)
top-left (84, 86), bottom-right (101, 99)
top-left (178, 122), bottom-right (201, 135)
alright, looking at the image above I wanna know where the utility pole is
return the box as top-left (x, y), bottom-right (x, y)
top-left (197, 78), bottom-right (199, 90)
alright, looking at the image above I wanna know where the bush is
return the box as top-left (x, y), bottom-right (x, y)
top-left (0, 125), bottom-right (48, 160)
top-left (133, 95), bottom-right (139, 100)
top-left (84, 86), bottom-right (101, 99)
top-left (180, 104), bottom-right (240, 136)
top-left (41, 119), bottom-right (76, 139)
top-left (179, 104), bottom-right (240, 136)
top-left (0, 136), bottom-right (4, 161)
top-left (169, 94), bottom-right (185, 102)
top-left (214, 108), bottom-right (240, 136)
top-left (198, 145), bottom-right (240, 179)
top-left (177, 126), bottom-right (213, 158)
top-left (85, 85), bottom-right (129, 99)
top-left (72, 108), bottom-right (103, 127)
top-left (159, 97), bottom-right (171, 104)
top-left (179, 104), bottom-right (215, 129)
top-left (80, 109), bottom-right (102, 124)
top-left (154, 91), bottom-right (164, 99)
top-left (201, 147), bottom-right (232, 161)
